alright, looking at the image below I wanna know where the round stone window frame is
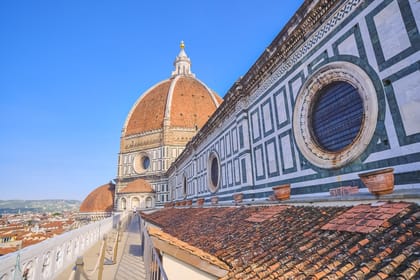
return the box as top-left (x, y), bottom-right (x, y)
top-left (292, 61), bottom-right (378, 169)
top-left (207, 151), bottom-right (221, 193)
top-left (133, 153), bottom-right (151, 174)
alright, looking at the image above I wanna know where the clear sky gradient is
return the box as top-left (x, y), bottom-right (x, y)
top-left (0, 1), bottom-right (303, 201)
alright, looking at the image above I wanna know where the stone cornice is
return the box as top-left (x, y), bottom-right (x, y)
top-left (241, 0), bottom-right (342, 95)
top-left (123, 128), bottom-right (163, 140)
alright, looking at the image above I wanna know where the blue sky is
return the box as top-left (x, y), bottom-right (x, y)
top-left (0, 1), bottom-right (303, 201)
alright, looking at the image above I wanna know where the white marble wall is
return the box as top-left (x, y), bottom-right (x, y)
top-left (168, 0), bottom-right (420, 200)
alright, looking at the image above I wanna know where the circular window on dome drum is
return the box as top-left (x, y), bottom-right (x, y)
top-left (293, 61), bottom-right (378, 169)
top-left (207, 151), bottom-right (220, 193)
top-left (133, 153), bottom-right (151, 173)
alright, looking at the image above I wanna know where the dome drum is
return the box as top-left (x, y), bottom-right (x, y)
top-left (121, 130), bottom-right (163, 153)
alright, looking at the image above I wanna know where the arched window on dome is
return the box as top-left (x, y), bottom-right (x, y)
top-left (146, 197), bottom-right (153, 208)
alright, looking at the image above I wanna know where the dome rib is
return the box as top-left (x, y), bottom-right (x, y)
top-left (124, 80), bottom-right (171, 136)
top-left (195, 78), bottom-right (222, 108)
top-left (163, 75), bottom-right (180, 122)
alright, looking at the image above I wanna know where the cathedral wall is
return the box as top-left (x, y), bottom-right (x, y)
top-left (164, 127), bottom-right (198, 146)
top-left (119, 146), bottom-right (166, 179)
top-left (168, 0), bottom-right (420, 202)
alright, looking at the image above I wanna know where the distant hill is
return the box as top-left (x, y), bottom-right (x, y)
top-left (0, 200), bottom-right (81, 214)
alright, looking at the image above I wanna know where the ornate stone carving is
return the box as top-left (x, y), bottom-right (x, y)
top-left (293, 61), bottom-right (378, 169)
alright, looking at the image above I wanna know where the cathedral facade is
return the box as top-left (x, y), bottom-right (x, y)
top-left (81, 0), bottom-right (419, 216)
top-left (167, 0), bottom-right (420, 203)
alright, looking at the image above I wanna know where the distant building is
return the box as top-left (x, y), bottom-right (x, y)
top-left (0, 213), bottom-right (74, 256)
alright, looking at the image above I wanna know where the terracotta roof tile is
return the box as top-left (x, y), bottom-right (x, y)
top-left (142, 202), bottom-right (419, 279)
top-left (245, 205), bottom-right (288, 223)
top-left (0, 247), bottom-right (18, 256)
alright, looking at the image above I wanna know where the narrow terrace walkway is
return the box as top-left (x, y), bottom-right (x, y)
top-left (56, 215), bottom-right (146, 280)
top-left (114, 214), bottom-right (146, 280)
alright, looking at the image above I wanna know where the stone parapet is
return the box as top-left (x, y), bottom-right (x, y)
top-left (0, 214), bottom-right (120, 280)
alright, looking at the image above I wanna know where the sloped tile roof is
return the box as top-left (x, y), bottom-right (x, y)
top-left (149, 227), bottom-right (229, 273)
top-left (142, 202), bottom-right (420, 279)
top-left (170, 77), bottom-right (221, 129)
top-left (0, 247), bottom-right (18, 256)
top-left (119, 178), bottom-right (155, 193)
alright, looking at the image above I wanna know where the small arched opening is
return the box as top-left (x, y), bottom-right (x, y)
top-left (121, 198), bottom-right (127, 210)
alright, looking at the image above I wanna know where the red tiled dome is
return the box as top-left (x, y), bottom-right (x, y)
top-left (120, 178), bottom-right (155, 193)
top-left (125, 80), bottom-right (171, 136)
top-left (79, 182), bottom-right (115, 213)
top-left (123, 76), bottom-right (222, 136)
top-left (123, 43), bottom-right (222, 137)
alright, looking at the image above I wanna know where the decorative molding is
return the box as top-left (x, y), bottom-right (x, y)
top-left (293, 61), bottom-right (378, 169)
top-left (248, 0), bottom-right (363, 104)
